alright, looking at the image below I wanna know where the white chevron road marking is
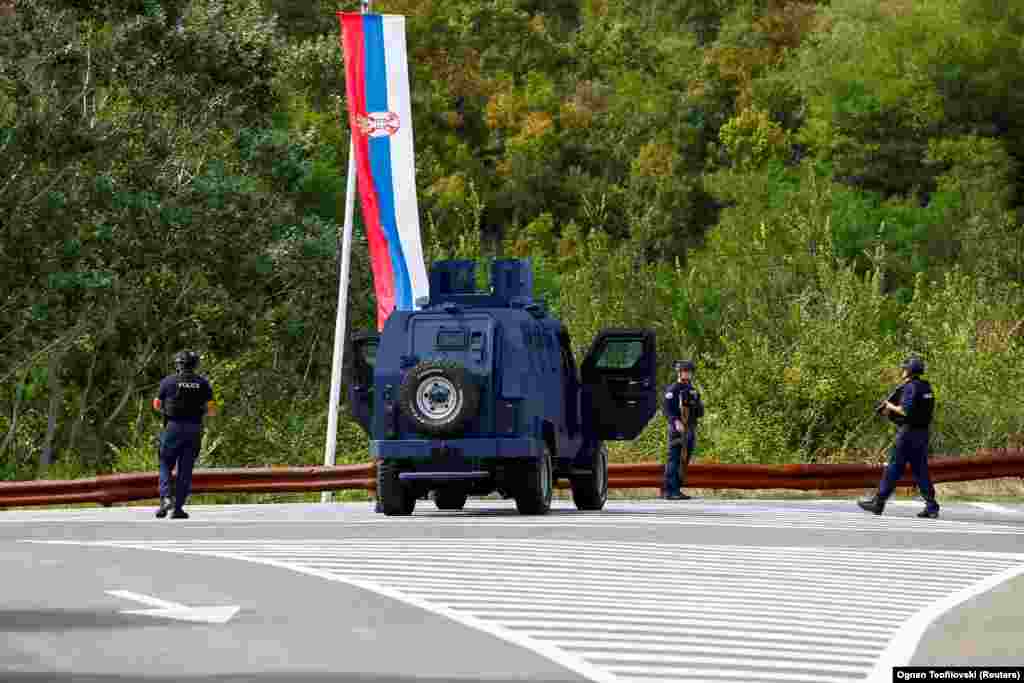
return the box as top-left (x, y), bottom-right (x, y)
top-left (106, 589), bottom-right (239, 624)
top-left (32, 537), bottom-right (1024, 683)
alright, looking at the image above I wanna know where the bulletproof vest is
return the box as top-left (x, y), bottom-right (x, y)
top-left (163, 372), bottom-right (206, 420)
top-left (905, 378), bottom-right (935, 428)
top-left (886, 386), bottom-right (907, 427)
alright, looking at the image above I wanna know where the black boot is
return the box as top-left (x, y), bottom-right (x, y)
top-left (917, 504), bottom-right (939, 519)
top-left (857, 495), bottom-right (886, 515)
top-left (171, 507), bottom-right (189, 519)
top-left (155, 497), bottom-right (173, 518)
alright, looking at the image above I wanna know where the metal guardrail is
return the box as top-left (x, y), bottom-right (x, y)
top-left (1, 449), bottom-right (1021, 508)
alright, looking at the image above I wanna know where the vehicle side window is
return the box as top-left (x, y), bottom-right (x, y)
top-left (594, 338), bottom-right (645, 370)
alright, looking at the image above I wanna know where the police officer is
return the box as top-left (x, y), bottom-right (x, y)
top-left (663, 360), bottom-right (704, 500)
top-left (858, 357), bottom-right (939, 518)
top-left (152, 351), bottom-right (216, 519)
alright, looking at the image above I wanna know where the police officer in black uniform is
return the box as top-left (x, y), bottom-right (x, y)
top-left (663, 360), bottom-right (705, 500)
top-left (858, 357), bottom-right (939, 518)
top-left (152, 351), bottom-right (216, 519)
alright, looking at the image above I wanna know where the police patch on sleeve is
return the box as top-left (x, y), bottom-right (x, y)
top-left (665, 391), bottom-right (674, 399)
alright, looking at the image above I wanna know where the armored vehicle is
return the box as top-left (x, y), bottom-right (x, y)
top-left (347, 259), bottom-right (657, 515)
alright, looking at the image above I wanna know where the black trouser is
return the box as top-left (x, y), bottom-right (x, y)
top-left (159, 422), bottom-right (202, 510)
top-left (664, 429), bottom-right (696, 496)
top-left (878, 427), bottom-right (938, 513)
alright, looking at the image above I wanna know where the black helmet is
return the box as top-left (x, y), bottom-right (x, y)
top-left (673, 359), bottom-right (696, 372)
top-left (901, 356), bottom-right (925, 376)
top-left (174, 350), bottom-right (200, 372)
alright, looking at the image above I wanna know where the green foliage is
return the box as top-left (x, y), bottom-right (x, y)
top-left (2, 0), bottom-right (1023, 485)
top-left (902, 270), bottom-right (1024, 454)
top-left (719, 108), bottom-right (787, 169)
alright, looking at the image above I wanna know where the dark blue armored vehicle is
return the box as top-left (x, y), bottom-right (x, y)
top-left (347, 259), bottom-right (657, 515)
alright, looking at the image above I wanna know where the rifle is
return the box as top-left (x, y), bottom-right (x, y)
top-left (830, 382), bottom-right (906, 463)
top-left (875, 383), bottom-right (906, 425)
top-left (668, 389), bottom-right (691, 450)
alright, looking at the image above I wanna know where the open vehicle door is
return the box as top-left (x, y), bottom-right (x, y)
top-left (580, 329), bottom-right (657, 440)
top-left (346, 332), bottom-right (380, 435)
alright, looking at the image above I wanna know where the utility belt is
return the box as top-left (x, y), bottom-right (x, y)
top-left (163, 417), bottom-right (204, 429)
top-left (898, 423), bottom-right (930, 433)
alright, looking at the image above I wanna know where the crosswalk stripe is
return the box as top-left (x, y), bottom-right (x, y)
top-left (606, 664), bottom-right (859, 683)
top-left (587, 651), bottom-right (869, 674)
top-left (413, 591), bottom-right (896, 619)
top-left (332, 576), bottom-right (922, 612)
top-left (542, 636), bottom-right (880, 659)
top-left (970, 502), bottom-right (1023, 515)
top-left (33, 536), bottom-right (1024, 683)
top-left (24, 500), bottom-right (1024, 683)
top-left (466, 609), bottom-right (895, 636)
top-left (501, 620), bottom-right (888, 647)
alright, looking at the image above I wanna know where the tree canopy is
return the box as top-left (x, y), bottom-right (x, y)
top-left (2, 0), bottom-right (1022, 481)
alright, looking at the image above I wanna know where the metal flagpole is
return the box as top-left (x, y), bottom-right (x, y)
top-left (323, 0), bottom-right (371, 504)
top-left (322, 141), bottom-right (356, 504)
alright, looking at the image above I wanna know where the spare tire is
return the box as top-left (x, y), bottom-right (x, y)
top-left (399, 360), bottom-right (480, 437)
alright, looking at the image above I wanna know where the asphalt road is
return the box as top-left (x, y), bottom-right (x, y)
top-left (2, 497), bottom-right (1023, 683)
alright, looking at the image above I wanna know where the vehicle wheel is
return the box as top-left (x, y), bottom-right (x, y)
top-left (432, 487), bottom-right (468, 511)
top-left (514, 443), bottom-right (553, 515)
top-left (571, 440), bottom-right (608, 511)
top-left (399, 361), bottom-right (480, 437)
top-left (377, 461), bottom-right (415, 516)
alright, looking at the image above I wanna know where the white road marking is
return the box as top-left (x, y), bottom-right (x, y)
top-left (501, 621), bottom-right (885, 648)
top-left (541, 635), bottom-right (878, 659)
top-left (969, 502), bottom-right (1022, 515)
top-left (347, 574), bottom-right (923, 611)
top-left (411, 591), bottom-right (895, 619)
top-left (31, 538), bottom-right (1024, 683)
top-left (865, 559), bottom-right (1024, 683)
top-left (107, 590), bottom-right (184, 610)
top-left (550, 639), bottom-right (877, 663)
top-left (339, 515), bottom-right (1024, 535)
top-left (106, 590), bottom-right (240, 624)
top-left (589, 651), bottom-right (870, 674)
top-left (2, 498), bottom-right (1023, 530)
top-left (608, 665), bottom-right (856, 683)
top-left (412, 598), bottom-right (892, 629)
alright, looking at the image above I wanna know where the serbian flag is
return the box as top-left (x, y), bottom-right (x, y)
top-left (338, 13), bottom-right (429, 331)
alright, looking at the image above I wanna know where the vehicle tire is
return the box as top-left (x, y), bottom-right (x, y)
top-left (399, 360), bottom-right (480, 437)
top-left (432, 487), bottom-right (468, 511)
top-left (514, 443), bottom-right (553, 515)
top-left (571, 440), bottom-right (608, 511)
top-left (377, 460), bottom-right (415, 516)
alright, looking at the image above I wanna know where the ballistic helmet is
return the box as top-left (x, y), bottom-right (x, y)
top-left (673, 359), bottom-right (696, 372)
top-left (174, 350), bottom-right (200, 373)
top-left (900, 356), bottom-right (925, 376)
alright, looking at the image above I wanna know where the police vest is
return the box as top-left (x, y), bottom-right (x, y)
top-left (163, 373), bottom-right (207, 420)
top-left (905, 379), bottom-right (935, 429)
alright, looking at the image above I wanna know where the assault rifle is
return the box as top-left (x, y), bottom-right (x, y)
top-left (668, 388), bottom-right (692, 449)
top-left (875, 383), bottom-right (906, 425)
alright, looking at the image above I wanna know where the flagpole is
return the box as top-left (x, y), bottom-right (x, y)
top-left (322, 0), bottom-right (371, 504)
top-left (321, 141), bottom-right (356, 504)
